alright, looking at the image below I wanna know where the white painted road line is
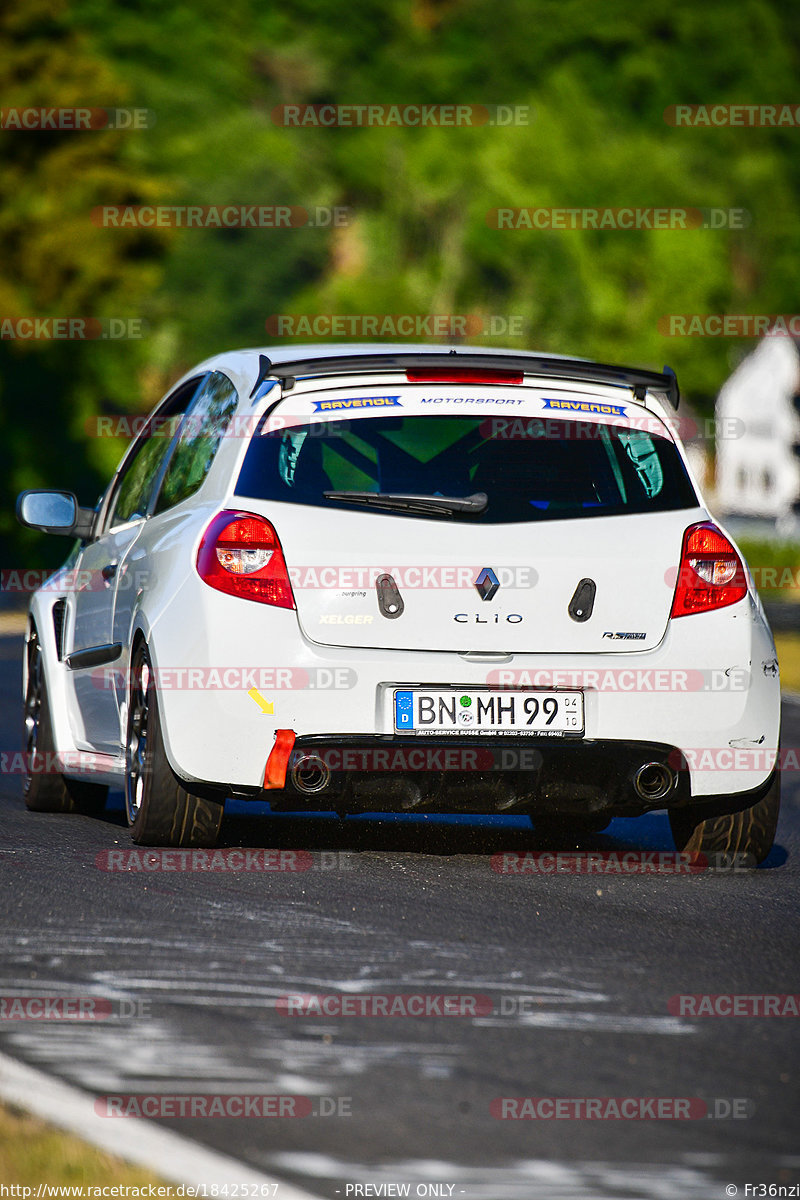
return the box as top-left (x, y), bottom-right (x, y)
top-left (0, 1049), bottom-right (323, 1199)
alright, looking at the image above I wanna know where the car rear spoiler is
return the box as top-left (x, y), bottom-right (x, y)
top-left (250, 351), bottom-right (680, 410)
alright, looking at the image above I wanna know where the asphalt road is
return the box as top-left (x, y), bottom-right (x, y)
top-left (1, 629), bottom-right (799, 1199)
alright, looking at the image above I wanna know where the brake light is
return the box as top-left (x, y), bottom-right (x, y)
top-left (670, 522), bottom-right (748, 618)
top-left (196, 510), bottom-right (295, 609)
top-left (405, 368), bottom-right (523, 384)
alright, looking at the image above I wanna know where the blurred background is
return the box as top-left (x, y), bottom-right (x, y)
top-left (1, 0), bottom-right (799, 575)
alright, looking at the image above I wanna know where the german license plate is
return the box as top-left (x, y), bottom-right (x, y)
top-left (393, 689), bottom-right (584, 736)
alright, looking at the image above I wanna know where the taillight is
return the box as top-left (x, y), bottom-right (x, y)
top-left (670, 522), bottom-right (748, 618)
top-left (196, 511), bottom-right (295, 609)
top-left (405, 368), bottom-right (523, 384)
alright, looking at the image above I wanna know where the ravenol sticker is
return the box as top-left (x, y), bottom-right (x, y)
top-left (543, 398), bottom-right (627, 417)
top-left (312, 396), bottom-right (402, 412)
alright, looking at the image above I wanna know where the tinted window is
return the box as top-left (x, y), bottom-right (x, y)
top-left (155, 372), bottom-right (238, 513)
top-left (107, 377), bottom-right (207, 528)
top-left (235, 414), bottom-right (698, 523)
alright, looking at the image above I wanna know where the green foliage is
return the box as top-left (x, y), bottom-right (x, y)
top-left (737, 537), bottom-right (800, 601)
top-left (0, 0), bottom-right (169, 568)
top-left (2, 0), bottom-right (800, 568)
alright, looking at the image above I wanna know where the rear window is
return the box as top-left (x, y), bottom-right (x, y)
top-left (235, 414), bottom-right (698, 523)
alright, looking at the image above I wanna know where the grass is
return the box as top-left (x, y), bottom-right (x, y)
top-left (737, 538), bottom-right (800, 603)
top-left (0, 1102), bottom-right (169, 1188)
top-left (775, 632), bottom-right (800, 694)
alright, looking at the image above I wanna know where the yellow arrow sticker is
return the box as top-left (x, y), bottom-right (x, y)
top-left (248, 688), bottom-right (274, 714)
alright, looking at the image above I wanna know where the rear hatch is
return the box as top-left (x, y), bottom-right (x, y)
top-left (234, 382), bottom-right (702, 655)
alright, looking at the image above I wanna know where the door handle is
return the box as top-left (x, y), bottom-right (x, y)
top-left (101, 562), bottom-right (118, 582)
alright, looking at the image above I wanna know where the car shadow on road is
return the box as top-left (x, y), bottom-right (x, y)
top-left (222, 810), bottom-right (789, 869)
top-left (97, 790), bottom-right (787, 867)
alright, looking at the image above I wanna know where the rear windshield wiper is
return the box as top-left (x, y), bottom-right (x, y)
top-left (323, 490), bottom-right (488, 516)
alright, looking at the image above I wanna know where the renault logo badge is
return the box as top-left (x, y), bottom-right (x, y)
top-left (474, 567), bottom-right (500, 601)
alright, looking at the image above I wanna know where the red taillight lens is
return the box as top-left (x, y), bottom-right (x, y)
top-left (405, 368), bottom-right (523, 384)
top-left (196, 511), bottom-right (295, 609)
top-left (670, 522), bottom-right (748, 618)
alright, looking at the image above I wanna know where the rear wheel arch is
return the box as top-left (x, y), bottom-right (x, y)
top-left (125, 639), bottom-right (223, 847)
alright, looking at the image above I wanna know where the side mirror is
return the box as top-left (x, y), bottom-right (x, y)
top-left (16, 490), bottom-right (95, 539)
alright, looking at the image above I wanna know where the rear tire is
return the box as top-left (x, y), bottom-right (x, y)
top-left (23, 626), bottom-right (108, 815)
top-left (126, 643), bottom-right (223, 847)
top-left (668, 765), bottom-right (780, 866)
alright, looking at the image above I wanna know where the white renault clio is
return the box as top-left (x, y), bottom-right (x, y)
top-left (17, 345), bottom-right (781, 860)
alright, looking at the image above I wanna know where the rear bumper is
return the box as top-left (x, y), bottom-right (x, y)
top-left (148, 583), bottom-right (781, 803)
top-left (267, 734), bottom-right (690, 815)
top-left (220, 733), bottom-right (769, 819)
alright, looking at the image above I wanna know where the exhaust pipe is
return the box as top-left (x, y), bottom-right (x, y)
top-left (633, 761), bottom-right (676, 802)
top-left (290, 753), bottom-right (331, 795)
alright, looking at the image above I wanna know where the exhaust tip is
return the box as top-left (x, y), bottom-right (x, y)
top-left (290, 754), bottom-right (331, 795)
top-left (634, 761), bottom-right (676, 802)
